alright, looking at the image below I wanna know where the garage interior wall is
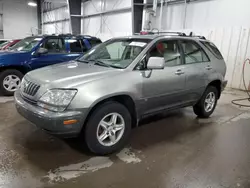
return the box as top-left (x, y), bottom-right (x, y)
top-left (145, 0), bottom-right (250, 90)
top-left (1, 0), bottom-right (38, 39)
top-left (42, 1), bottom-right (71, 34)
top-left (0, 1), bottom-right (3, 39)
top-left (81, 0), bottom-right (132, 41)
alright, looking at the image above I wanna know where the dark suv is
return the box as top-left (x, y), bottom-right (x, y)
top-left (0, 34), bottom-right (101, 95)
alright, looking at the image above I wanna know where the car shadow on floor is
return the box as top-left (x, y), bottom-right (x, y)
top-left (129, 108), bottom-right (212, 150)
top-left (10, 108), bottom-right (211, 171)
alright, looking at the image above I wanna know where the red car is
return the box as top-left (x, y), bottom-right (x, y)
top-left (0, 39), bottom-right (21, 50)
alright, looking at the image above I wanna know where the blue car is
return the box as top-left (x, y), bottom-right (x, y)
top-left (0, 34), bottom-right (102, 95)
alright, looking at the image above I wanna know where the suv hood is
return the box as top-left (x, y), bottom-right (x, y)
top-left (0, 50), bottom-right (29, 62)
top-left (26, 61), bottom-right (123, 88)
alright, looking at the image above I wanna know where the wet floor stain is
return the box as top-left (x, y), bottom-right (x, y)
top-left (116, 148), bottom-right (142, 164)
top-left (44, 157), bottom-right (114, 183)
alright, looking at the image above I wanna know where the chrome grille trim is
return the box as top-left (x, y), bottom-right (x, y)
top-left (21, 79), bottom-right (40, 96)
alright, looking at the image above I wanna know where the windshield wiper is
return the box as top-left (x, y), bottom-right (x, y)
top-left (77, 59), bottom-right (122, 69)
top-left (88, 60), bottom-right (112, 68)
top-left (93, 61), bottom-right (122, 69)
top-left (76, 59), bottom-right (89, 63)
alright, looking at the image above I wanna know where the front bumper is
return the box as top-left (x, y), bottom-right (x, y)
top-left (14, 90), bottom-right (86, 138)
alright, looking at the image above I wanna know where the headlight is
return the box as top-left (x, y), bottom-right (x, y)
top-left (37, 89), bottom-right (77, 112)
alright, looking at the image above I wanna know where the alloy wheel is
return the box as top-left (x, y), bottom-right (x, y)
top-left (3, 75), bottom-right (21, 92)
top-left (204, 92), bottom-right (216, 112)
top-left (96, 112), bottom-right (125, 147)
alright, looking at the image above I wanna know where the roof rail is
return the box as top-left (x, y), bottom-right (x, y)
top-left (157, 31), bottom-right (186, 36)
top-left (140, 30), bottom-right (186, 36)
top-left (139, 30), bottom-right (207, 39)
top-left (59, 33), bottom-right (73, 36)
top-left (189, 32), bottom-right (206, 40)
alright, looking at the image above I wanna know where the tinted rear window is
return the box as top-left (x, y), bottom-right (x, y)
top-left (89, 39), bottom-right (102, 47)
top-left (201, 41), bottom-right (223, 59)
top-left (68, 39), bottom-right (82, 52)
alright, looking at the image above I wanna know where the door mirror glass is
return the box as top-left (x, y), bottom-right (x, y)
top-left (37, 47), bottom-right (48, 55)
top-left (147, 57), bottom-right (165, 69)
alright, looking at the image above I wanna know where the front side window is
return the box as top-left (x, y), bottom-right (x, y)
top-left (41, 38), bottom-right (65, 53)
top-left (10, 37), bottom-right (42, 52)
top-left (181, 40), bottom-right (209, 64)
top-left (78, 38), bottom-right (151, 69)
top-left (148, 40), bottom-right (182, 67)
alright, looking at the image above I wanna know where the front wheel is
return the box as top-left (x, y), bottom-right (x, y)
top-left (193, 86), bottom-right (218, 118)
top-left (84, 101), bottom-right (132, 155)
top-left (0, 69), bottom-right (23, 96)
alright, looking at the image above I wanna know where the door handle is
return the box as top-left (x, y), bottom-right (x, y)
top-left (205, 65), bottom-right (212, 70)
top-left (175, 69), bottom-right (185, 75)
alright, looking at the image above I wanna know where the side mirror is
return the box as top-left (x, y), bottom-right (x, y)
top-left (37, 47), bottom-right (48, 55)
top-left (147, 57), bottom-right (165, 70)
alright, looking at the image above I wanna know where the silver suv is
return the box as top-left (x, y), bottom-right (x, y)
top-left (14, 33), bottom-right (227, 155)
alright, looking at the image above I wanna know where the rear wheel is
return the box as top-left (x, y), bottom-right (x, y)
top-left (84, 101), bottom-right (131, 155)
top-left (193, 86), bottom-right (218, 118)
top-left (0, 69), bottom-right (23, 96)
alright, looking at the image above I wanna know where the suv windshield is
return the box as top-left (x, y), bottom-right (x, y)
top-left (78, 38), bottom-right (151, 69)
top-left (10, 37), bottom-right (42, 52)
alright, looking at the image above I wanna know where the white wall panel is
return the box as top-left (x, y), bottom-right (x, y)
top-left (81, 0), bottom-right (132, 42)
top-left (42, 6), bottom-right (70, 34)
top-left (82, 17), bottom-right (101, 35)
top-left (102, 12), bottom-right (132, 36)
top-left (43, 21), bottom-right (70, 34)
top-left (43, 7), bottom-right (69, 23)
top-left (82, 0), bottom-right (102, 16)
top-left (3, 0), bottom-right (38, 39)
top-left (151, 0), bottom-right (250, 31)
top-left (104, 0), bottom-right (131, 11)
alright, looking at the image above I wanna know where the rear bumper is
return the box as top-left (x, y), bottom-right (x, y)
top-left (14, 90), bottom-right (87, 138)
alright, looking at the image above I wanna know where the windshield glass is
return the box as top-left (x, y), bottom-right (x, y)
top-left (78, 38), bottom-right (151, 69)
top-left (10, 37), bottom-right (43, 52)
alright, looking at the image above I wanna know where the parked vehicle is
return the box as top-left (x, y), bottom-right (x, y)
top-left (0, 34), bottom-right (101, 95)
top-left (0, 39), bottom-right (10, 45)
top-left (0, 39), bottom-right (21, 50)
top-left (15, 33), bottom-right (227, 155)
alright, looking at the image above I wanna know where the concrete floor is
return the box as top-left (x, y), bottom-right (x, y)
top-left (0, 89), bottom-right (250, 188)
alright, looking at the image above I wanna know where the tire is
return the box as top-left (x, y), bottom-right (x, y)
top-left (193, 86), bottom-right (218, 118)
top-left (0, 69), bottom-right (23, 96)
top-left (84, 101), bottom-right (132, 155)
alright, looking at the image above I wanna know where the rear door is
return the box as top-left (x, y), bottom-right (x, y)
top-left (82, 39), bottom-right (92, 53)
top-left (30, 37), bottom-right (70, 69)
top-left (88, 38), bottom-right (102, 48)
top-left (179, 39), bottom-right (211, 102)
top-left (63, 38), bottom-right (86, 61)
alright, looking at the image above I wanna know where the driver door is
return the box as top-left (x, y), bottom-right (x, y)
top-left (141, 39), bottom-right (187, 115)
top-left (29, 37), bottom-right (69, 70)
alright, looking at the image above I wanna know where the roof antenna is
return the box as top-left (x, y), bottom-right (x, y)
top-left (189, 32), bottom-right (193, 37)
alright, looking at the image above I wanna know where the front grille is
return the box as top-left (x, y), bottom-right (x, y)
top-left (21, 79), bottom-right (40, 96)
